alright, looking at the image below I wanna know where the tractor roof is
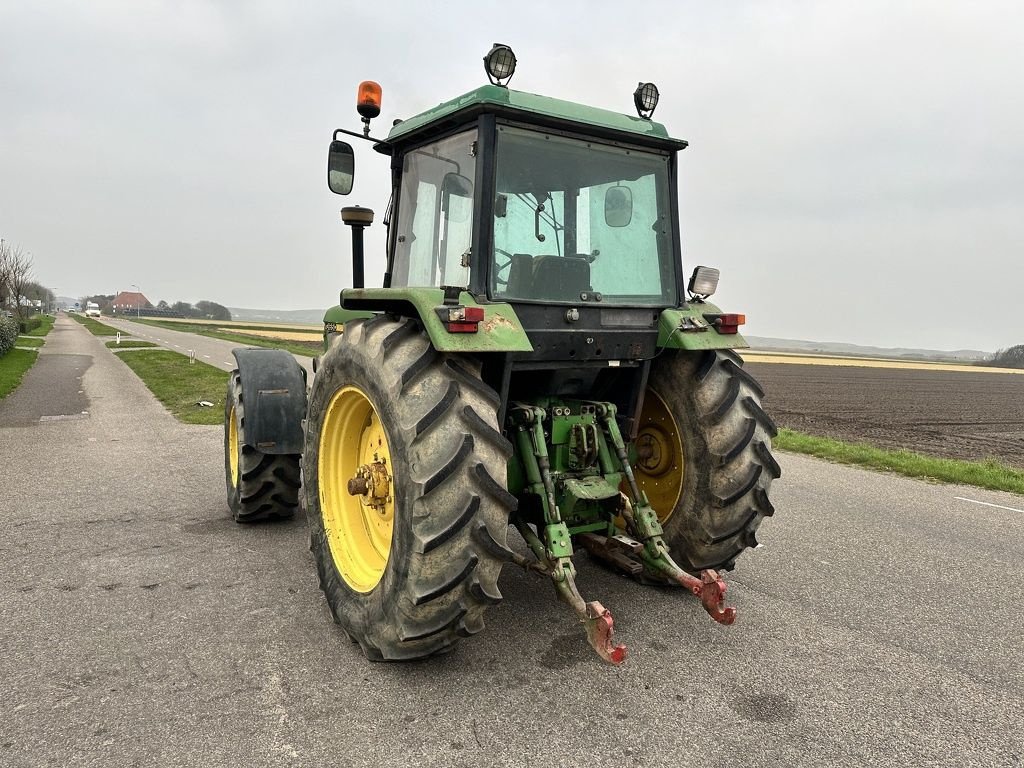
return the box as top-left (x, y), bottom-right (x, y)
top-left (384, 85), bottom-right (688, 151)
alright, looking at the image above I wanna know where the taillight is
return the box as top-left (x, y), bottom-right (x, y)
top-left (704, 313), bottom-right (746, 335)
top-left (440, 305), bottom-right (485, 333)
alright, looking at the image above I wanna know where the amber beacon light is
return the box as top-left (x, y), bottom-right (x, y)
top-left (357, 81), bottom-right (382, 119)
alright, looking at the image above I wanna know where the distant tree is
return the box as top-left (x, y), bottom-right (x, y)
top-left (23, 281), bottom-right (55, 308)
top-left (171, 301), bottom-right (195, 317)
top-left (194, 300), bottom-right (231, 321)
top-left (0, 242), bottom-right (12, 309)
top-left (991, 345), bottom-right (1024, 369)
top-left (157, 300), bottom-right (169, 310)
top-left (3, 245), bottom-right (34, 321)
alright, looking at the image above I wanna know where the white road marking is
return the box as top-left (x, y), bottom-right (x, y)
top-left (954, 496), bottom-right (1024, 514)
top-left (203, 354), bottom-right (210, 359)
top-left (223, 362), bottom-right (233, 367)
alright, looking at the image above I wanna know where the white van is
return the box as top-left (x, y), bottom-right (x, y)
top-left (86, 302), bottom-right (101, 318)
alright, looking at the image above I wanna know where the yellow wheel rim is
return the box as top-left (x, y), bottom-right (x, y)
top-left (228, 404), bottom-right (239, 489)
top-left (318, 385), bottom-right (395, 593)
top-left (633, 389), bottom-right (684, 523)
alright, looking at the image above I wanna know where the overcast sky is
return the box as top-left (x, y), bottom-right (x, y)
top-left (2, 1), bottom-right (1021, 351)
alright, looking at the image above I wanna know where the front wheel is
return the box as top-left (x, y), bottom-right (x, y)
top-left (223, 371), bottom-right (301, 522)
top-left (633, 349), bottom-right (781, 571)
top-left (303, 316), bottom-right (516, 660)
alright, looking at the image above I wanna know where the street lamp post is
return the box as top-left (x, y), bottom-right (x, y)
top-left (130, 284), bottom-right (141, 318)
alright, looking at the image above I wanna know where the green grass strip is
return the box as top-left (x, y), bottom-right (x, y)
top-left (129, 318), bottom-right (318, 357)
top-left (16, 336), bottom-right (45, 348)
top-left (775, 428), bottom-right (1024, 496)
top-left (69, 314), bottom-right (129, 336)
top-left (0, 348), bottom-right (39, 400)
top-left (106, 340), bottom-right (157, 349)
top-left (115, 349), bottom-right (228, 425)
top-left (24, 315), bottom-right (55, 337)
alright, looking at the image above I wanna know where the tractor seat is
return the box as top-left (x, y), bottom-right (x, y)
top-left (505, 253), bottom-right (534, 297)
top-left (531, 255), bottom-right (591, 301)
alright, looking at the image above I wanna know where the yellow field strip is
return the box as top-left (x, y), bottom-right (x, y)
top-left (743, 350), bottom-right (1023, 375)
top-left (221, 328), bottom-right (323, 342)
top-left (146, 317), bottom-right (323, 331)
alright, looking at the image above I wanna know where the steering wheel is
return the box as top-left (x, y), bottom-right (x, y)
top-left (494, 247), bottom-right (515, 288)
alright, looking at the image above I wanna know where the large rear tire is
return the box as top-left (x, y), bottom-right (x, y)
top-left (634, 349), bottom-right (780, 571)
top-left (224, 371), bottom-right (301, 522)
top-left (303, 316), bottom-right (516, 660)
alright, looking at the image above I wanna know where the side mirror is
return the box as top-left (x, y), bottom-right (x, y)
top-left (604, 185), bottom-right (633, 228)
top-left (442, 172), bottom-right (474, 224)
top-left (327, 140), bottom-right (355, 195)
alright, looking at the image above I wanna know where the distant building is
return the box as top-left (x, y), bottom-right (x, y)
top-left (111, 291), bottom-right (151, 314)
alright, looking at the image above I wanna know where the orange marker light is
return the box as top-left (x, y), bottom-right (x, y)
top-left (357, 81), bottom-right (382, 119)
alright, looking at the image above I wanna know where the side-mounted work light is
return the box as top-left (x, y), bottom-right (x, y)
top-left (484, 43), bottom-right (517, 86)
top-left (633, 82), bottom-right (660, 119)
top-left (688, 266), bottom-right (720, 300)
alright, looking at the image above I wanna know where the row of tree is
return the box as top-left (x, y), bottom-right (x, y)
top-left (83, 295), bottom-right (231, 322)
top-left (989, 345), bottom-right (1024, 370)
top-left (1, 239), bottom-right (55, 320)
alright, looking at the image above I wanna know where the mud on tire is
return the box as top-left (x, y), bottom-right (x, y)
top-left (303, 315), bottom-right (516, 661)
top-left (224, 371), bottom-right (301, 523)
top-left (642, 349), bottom-right (781, 571)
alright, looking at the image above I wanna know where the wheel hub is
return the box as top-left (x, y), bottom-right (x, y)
top-left (633, 390), bottom-right (684, 522)
top-left (319, 385), bottom-right (395, 593)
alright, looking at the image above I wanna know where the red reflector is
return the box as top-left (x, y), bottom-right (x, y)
top-left (706, 312), bottom-right (746, 335)
top-left (445, 322), bottom-right (478, 333)
top-left (463, 306), bottom-right (485, 323)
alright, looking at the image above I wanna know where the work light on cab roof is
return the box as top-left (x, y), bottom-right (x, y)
top-left (633, 82), bottom-right (660, 118)
top-left (484, 43), bottom-right (517, 85)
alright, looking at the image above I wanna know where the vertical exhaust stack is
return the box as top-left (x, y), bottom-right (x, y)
top-left (340, 206), bottom-right (374, 289)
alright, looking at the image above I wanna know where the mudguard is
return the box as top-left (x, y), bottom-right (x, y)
top-left (231, 348), bottom-right (307, 455)
top-left (340, 287), bottom-right (533, 353)
top-left (657, 303), bottom-right (749, 351)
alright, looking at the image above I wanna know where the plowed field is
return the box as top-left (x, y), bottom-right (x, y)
top-left (745, 358), bottom-right (1024, 469)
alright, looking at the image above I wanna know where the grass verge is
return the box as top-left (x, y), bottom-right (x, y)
top-left (69, 314), bottom-right (127, 337)
top-left (106, 340), bottom-right (157, 349)
top-left (775, 428), bottom-right (1024, 496)
top-left (24, 315), bottom-right (55, 337)
top-left (129, 318), bottom-right (318, 357)
top-left (116, 350), bottom-right (228, 425)
top-left (0, 349), bottom-right (39, 400)
top-left (16, 336), bottom-right (45, 348)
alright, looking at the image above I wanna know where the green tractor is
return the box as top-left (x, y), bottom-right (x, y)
top-left (223, 45), bottom-right (780, 664)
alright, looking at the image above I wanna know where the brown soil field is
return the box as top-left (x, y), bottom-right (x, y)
top-left (746, 359), bottom-right (1024, 469)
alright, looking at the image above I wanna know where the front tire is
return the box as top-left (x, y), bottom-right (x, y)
top-left (303, 316), bottom-right (516, 660)
top-left (634, 349), bottom-right (781, 571)
top-left (223, 371), bottom-right (301, 523)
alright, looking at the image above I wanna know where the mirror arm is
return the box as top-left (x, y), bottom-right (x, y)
top-left (333, 127), bottom-right (388, 144)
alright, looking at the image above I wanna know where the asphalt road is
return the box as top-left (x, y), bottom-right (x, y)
top-left (100, 316), bottom-right (314, 378)
top-left (2, 315), bottom-right (1022, 767)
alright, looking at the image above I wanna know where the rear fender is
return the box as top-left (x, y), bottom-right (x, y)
top-left (657, 304), bottom-right (749, 351)
top-left (341, 287), bottom-right (533, 353)
top-left (231, 348), bottom-right (307, 455)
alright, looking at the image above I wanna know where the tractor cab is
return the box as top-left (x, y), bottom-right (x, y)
top-left (327, 47), bottom-right (723, 421)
